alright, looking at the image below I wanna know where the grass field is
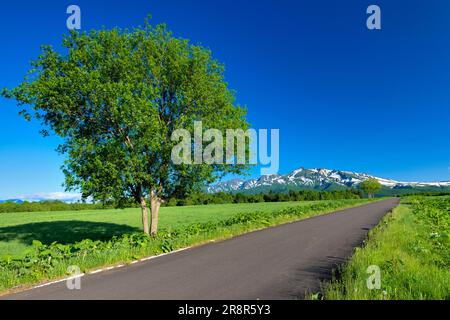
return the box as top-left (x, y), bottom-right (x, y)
top-left (324, 196), bottom-right (450, 300)
top-left (0, 201), bottom-right (322, 258)
top-left (0, 199), bottom-right (374, 292)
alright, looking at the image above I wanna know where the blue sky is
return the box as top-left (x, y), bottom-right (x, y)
top-left (1, 0), bottom-right (450, 198)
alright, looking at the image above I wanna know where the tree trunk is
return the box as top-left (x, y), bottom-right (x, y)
top-left (150, 191), bottom-right (162, 237)
top-left (140, 197), bottom-right (150, 235)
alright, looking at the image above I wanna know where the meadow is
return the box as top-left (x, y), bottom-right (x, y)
top-left (0, 199), bottom-right (372, 293)
top-left (324, 196), bottom-right (450, 300)
top-left (0, 201), bottom-right (314, 258)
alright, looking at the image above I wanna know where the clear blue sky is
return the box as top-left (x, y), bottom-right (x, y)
top-left (1, 0), bottom-right (449, 198)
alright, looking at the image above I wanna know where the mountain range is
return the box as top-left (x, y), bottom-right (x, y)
top-left (0, 192), bottom-right (82, 204)
top-left (1, 168), bottom-right (449, 203)
top-left (206, 168), bottom-right (450, 195)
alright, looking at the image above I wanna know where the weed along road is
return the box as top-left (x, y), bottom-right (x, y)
top-left (3, 199), bottom-right (399, 300)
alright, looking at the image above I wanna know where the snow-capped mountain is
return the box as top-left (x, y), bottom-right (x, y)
top-left (206, 168), bottom-right (450, 194)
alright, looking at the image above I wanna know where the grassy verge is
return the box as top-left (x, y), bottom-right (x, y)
top-left (0, 199), bottom-right (375, 295)
top-left (324, 196), bottom-right (450, 300)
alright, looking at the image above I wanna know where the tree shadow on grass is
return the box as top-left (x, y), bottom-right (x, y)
top-left (0, 221), bottom-right (141, 246)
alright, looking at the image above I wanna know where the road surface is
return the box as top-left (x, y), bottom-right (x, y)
top-left (3, 198), bottom-right (399, 300)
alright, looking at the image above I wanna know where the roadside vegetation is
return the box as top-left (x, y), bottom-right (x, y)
top-left (0, 199), bottom-right (373, 294)
top-left (324, 196), bottom-right (450, 300)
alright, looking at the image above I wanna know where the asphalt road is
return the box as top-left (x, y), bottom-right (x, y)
top-left (3, 198), bottom-right (399, 300)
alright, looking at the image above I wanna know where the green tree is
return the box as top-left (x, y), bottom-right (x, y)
top-left (2, 20), bottom-right (249, 236)
top-left (360, 178), bottom-right (382, 198)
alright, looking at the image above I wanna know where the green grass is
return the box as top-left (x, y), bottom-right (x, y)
top-left (0, 199), bottom-right (374, 294)
top-left (324, 197), bottom-right (450, 300)
top-left (0, 201), bottom-right (326, 258)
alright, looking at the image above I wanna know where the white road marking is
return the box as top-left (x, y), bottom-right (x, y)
top-left (32, 274), bottom-right (85, 289)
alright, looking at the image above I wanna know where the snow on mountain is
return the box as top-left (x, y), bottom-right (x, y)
top-left (206, 167), bottom-right (450, 193)
top-left (205, 179), bottom-right (245, 193)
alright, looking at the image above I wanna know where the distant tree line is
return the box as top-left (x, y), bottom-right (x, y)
top-left (0, 201), bottom-right (115, 214)
top-left (0, 189), bottom-right (362, 213)
top-left (155, 189), bottom-right (362, 206)
top-left (398, 191), bottom-right (450, 197)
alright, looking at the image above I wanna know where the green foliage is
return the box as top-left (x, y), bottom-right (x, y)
top-left (360, 178), bottom-right (382, 198)
top-left (164, 189), bottom-right (362, 207)
top-left (324, 196), bottom-right (450, 300)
